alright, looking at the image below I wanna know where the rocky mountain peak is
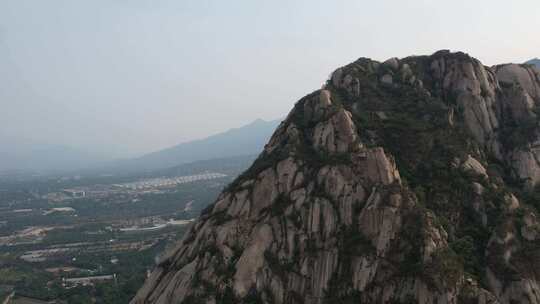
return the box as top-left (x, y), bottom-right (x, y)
top-left (132, 51), bottom-right (540, 304)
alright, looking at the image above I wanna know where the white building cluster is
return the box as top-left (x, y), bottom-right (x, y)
top-left (117, 172), bottom-right (227, 190)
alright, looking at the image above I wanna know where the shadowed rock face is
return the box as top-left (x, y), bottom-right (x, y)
top-left (132, 51), bottom-right (540, 304)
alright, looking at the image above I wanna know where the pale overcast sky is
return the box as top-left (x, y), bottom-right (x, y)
top-left (0, 0), bottom-right (538, 158)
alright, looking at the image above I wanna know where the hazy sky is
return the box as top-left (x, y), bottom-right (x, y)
top-left (1, 0), bottom-right (538, 158)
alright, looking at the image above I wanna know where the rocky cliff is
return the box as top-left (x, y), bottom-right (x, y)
top-left (132, 51), bottom-right (540, 304)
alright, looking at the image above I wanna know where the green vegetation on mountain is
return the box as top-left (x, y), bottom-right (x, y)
top-left (133, 51), bottom-right (540, 304)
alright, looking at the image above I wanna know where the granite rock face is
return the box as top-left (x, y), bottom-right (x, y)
top-left (133, 51), bottom-right (540, 304)
top-left (494, 64), bottom-right (540, 188)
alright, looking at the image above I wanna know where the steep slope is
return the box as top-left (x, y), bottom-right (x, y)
top-left (117, 119), bottom-right (280, 172)
top-left (132, 51), bottom-right (540, 304)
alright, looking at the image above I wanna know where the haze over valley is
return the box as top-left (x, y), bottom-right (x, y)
top-left (0, 118), bottom-right (280, 174)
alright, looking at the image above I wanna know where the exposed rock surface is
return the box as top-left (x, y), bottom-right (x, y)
top-left (133, 51), bottom-right (540, 304)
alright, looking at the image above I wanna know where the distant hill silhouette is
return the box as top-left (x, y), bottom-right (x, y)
top-left (526, 58), bottom-right (540, 68)
top-left (0, 119), bottom-right (281, 175)
top-left (116, 118), bottom-right (281, 172)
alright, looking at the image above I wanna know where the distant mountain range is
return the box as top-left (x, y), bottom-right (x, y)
top-left (123, 118), bottom-right (281, 171)
top-left (109, 118), bottom-right (281, 173)
top-left (0, 118), bottom-right (281, 175)
top-left (526, 58), bottom-right (540, 68)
